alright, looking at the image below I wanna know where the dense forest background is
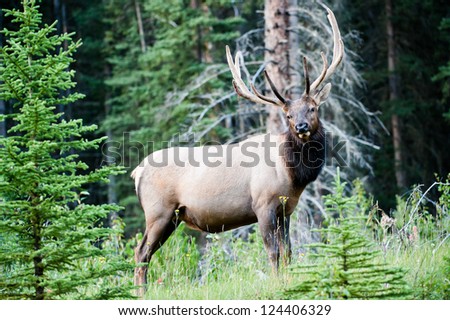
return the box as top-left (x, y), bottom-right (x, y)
top-left (1, 0), bottom-right (449, 301)
top-left (1, 0), bottom-right (449, 236)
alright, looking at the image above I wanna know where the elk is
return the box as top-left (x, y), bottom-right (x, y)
top-left (131, 5), bottom-right (344, 296)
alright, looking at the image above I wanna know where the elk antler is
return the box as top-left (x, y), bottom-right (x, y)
top-left (309, 5), bottom-right (344, 94)
top-left (226, 6), bottom-right (343, 104)
top-left (225, 45), bottom-right (285, 107)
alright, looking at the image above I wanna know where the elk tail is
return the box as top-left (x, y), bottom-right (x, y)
top-left (131, 167), bottom-right (139, 180)
top-left (130, 166), bottom-right (144, 198)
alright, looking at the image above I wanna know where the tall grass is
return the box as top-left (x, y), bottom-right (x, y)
top-left (135, 230), bottom-right (448, 299)
top-left (142, 226), bottom-right (287, 299)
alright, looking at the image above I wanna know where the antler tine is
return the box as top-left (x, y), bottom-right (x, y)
top-left (226, 45), bottom-right (283, 106)
top-left (234, 50), bottom-right (241, 78)
top-left (303, 57), bottom-right (310, 96)
top-left (251, 82), bottom-right (283, 105)
top-left (226, 45), bottom-right (252, 99)
top-left (310, 52), bottom-right (328, 93)
top-left (309, 6), bottom-right (344, 93)
top-left (263, 70), bottom-right (286, 104)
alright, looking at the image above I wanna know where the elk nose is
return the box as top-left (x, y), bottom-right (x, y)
top-left (295, 123), bottom-right (309, 134)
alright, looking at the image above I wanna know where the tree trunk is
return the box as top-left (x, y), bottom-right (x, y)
top-left (53, 0), bottom-right (61, 32)
top-left (135, 0), bottom-right (146, 53)
top-left (190, 0), bottom-right (213, 63)
top-left (264, 0), bottom-right (290, 134)
top-left (385, 0), bottom-right (407, 190)
top-left (288, 0), bottom-right (301, 100)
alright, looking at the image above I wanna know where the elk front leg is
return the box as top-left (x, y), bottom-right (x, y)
top-left (258, 209), bottom-right (280, 270)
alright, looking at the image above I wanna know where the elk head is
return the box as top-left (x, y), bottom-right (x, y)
top-left (226, 6), bottom-right (344, 141)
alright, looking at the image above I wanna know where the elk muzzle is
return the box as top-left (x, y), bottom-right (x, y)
top-left (295, 123), bottom-right (309, 134)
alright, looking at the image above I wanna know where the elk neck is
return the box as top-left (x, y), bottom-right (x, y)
top-left (282, 122), bottom-right (325, 189)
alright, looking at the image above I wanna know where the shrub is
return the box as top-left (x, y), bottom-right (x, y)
top-left (0, 0), bottom-right (133, 299)
top-left (282, 169), bottom-right (411, 299)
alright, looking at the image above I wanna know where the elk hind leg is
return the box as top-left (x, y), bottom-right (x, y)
top-left (258, 210), bottom-right (280, 271)
top-left (134, 214), bottom-right (179, 297)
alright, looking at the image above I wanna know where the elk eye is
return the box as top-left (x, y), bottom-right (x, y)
top-left (309, 107), bottom-right (315, 113)
top-left (287, 115), bottom-right (292, 120)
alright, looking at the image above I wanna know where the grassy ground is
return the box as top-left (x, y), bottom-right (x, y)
top-left (386, 241), bottom-right (449, 299)
top-left (135, 224), bottom-right (449, 300)
top-left (134, 178), bottom-right (450, 300)
top-left (141, 227), bottom-right (287, 300)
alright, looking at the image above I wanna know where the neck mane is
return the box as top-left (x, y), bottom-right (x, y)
top-left (282, 123), bottom-right (325, 189)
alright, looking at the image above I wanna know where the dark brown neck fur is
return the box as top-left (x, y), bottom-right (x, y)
top-left (282, 122), bottom-right (325, 189)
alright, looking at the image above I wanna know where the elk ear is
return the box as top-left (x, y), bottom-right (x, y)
top-left (313, 83), bottom-right (332, 106)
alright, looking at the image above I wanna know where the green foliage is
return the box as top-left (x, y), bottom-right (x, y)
top-left (437, 173), bottom-right (450, 219)
top-left (423, 253), bottom-right (450, 299)
top-left (386, 176), bottom-right (450, 247)
top-left (282, 170), bottom-right (411, 299)
top-left (407, 175), bottom-right (450, 299)
top-left (0, 0), bottom-right (133, 299)
top-left (363, 175), bottom-right (449, 299)
top-left (66, 218), bottom-right (135, 299)
top-left (323, 168), bottom-right (359, 219)
top-left (408, 251), bottom-right (450, 300)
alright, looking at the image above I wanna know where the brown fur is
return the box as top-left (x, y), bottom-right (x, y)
top-left (282, 123), bottom-right (325, 188)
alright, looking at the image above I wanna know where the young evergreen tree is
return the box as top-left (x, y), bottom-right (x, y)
top-left (0, 0), bottom-right (133, 299)
top-left (282, 170), bottom-right (410, 299)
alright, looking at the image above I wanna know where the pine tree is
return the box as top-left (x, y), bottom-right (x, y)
top-left (0, 0), bottom-right (133, 299)
top-left (282, 169), bottom-right (410, 299)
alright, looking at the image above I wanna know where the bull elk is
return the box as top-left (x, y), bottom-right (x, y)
top-left (132, 5), bottom-right (344, 296)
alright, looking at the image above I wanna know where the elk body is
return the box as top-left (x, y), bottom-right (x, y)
top-left (132, 6), bottom-right (344, 296)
